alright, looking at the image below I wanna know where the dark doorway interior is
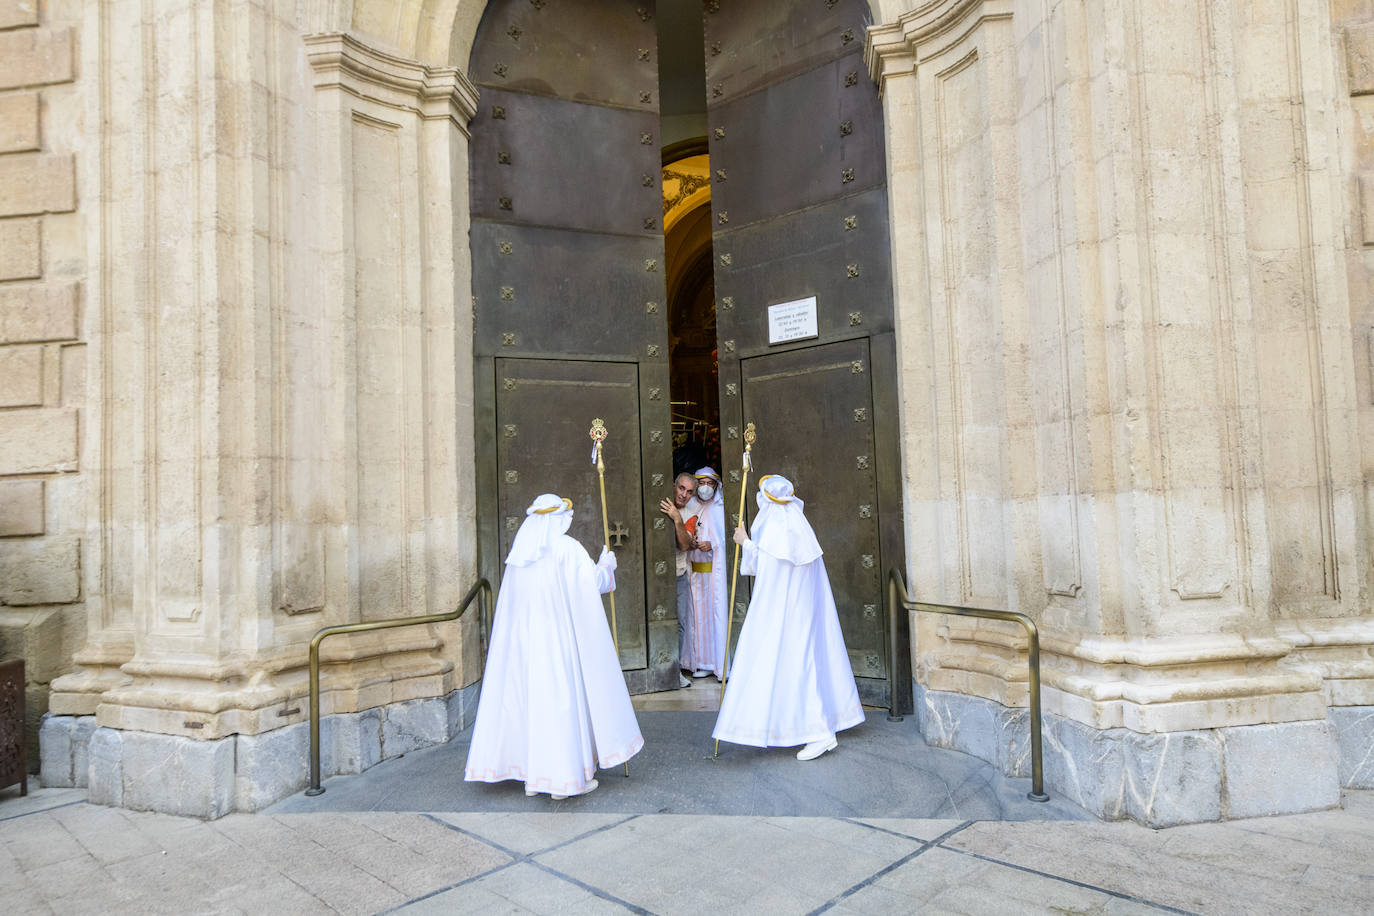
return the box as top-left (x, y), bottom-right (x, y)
top-left (662, 155), bottom-right (719, 476)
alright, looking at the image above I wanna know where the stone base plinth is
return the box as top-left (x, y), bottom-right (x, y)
top-left (39, 682), bottom-right (480, 818)
top-left (1329, 705), bottom-right (1374, 788)
top-left (916, 683), bottom-right (1345, 827)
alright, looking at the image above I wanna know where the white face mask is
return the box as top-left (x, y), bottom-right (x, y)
top-left (697, 484), bottom-right (715, 501)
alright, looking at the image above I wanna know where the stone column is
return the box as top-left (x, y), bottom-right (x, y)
top-left (869, 0), bottom-right (1374, 825)
top-left (40, 2), bottom-right (481, 817)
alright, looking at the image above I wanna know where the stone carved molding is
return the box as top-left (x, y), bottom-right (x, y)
top-left (305, 32), bottom-right (479, 129)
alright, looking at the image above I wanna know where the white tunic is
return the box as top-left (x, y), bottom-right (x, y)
top-left (465, 502), bottom-right (643, 795)
top-left (712, 481), bottom-right (864, 747)
top-left (683, 470), bottom-right (729, 675)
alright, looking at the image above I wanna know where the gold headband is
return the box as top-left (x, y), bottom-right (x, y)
top-left (532, 497), bottom-right (572, 515)
top-left (758, 475), bottom-right (792, 504)
top-left (695, 473), bottom-right (720, 483)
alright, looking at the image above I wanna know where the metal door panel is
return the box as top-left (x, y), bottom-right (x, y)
top-left (495, 358), bottom-right (646, 668)
top-left (470, 0), bottom-right (659, 108)
top-left (471, 1), bottom-right (675, 693)
top-left (702, 0), bottom-right (872, 103)
top-left (472, 221), bottom-right (666, 359)
top-left (706, 52), bottom-right (884, 226)
top-left (739, 338), bottom-right (887, 689)
top-left (713, 188), bottom-right (893, 355)
top-left (469, 89), bottom-right (662, 236)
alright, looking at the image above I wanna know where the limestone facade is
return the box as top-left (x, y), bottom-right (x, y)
top-left (0, 0), bottom-right (1370, 821)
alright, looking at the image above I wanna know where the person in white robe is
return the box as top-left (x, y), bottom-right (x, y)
top-left (464, 493), bottom-right (644, 799)
top-left (684, 467), bottom-right (728, 679)
top-left (712, 474), bottom-right (864, 760)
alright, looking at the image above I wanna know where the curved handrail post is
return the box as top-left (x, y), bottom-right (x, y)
top-left (888, 568), bottom-right (1049, 802)
top-left (305, 578), bottom-right (493, 797)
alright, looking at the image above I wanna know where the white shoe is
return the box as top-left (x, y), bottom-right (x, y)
top-left (692, 669), bottom-right (710, 678)
top-left (796, 737), bottom-right (837, 761)
top-left (525, 788), bottom-right (538, 797)
top-left (679, 674), bottom-right (691, 688)
top-left (551, 778), bottom-right (598, 801)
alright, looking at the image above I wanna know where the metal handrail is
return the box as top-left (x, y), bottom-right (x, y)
top-left (305, 578), bottom-right (494, 796)
top-left (888, 568), bottom-right (1049, 802)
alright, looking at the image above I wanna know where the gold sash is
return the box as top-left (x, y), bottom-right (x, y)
top-left (691, 560), bottom-right (713, 574)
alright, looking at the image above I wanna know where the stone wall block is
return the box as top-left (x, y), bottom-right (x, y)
top-left (1221, 720), bottom-right (1340, 818)
top-left (85, 727), bottom-right (123, 806)
top-left (1361, 173), bottom-right (1374, 247)
top-left (1347, 23), bottom-right (1374, 95)
top-left (1123, 730), bottom-right (1223, 827)
top-left (0, 28), bottom-right (74, 89)
top-left (1328, 706), bottom-right (1374, 788)
top-left (0, 154), bottom-right (75, 216)
top-left (38, 712), bottom-right (73, 787)
top-left (0, 92), bottom-right (39, 153)
top-left (113, 731), bottom-right (236, 818)
top-left (0, 0), bottom-right (40, 30)
top-left (1040, 715), bottom-right (1127, 819)
top-left (0, 282), bottom-right (78, 343)
top-left (381, 696), bottom-right (449, 757)
top-left (235, 723), bottom-right (310, 811)
top-left (994, 705), bottom-right (1032, 778)
top-left (71, 715), bottom-right (96, 788)
top-left (0, 218), bottom-right (41, 279)
top-left (0, 535), bottom-right (79, 605)
top-left (0, 344), bottom-right (43, 406)
top-left (0, 478), bottom-right (43, 535)
top-left (446, 679), bottom-right (481, 736)
top-left (325, 707), bottom-right (382, 775)
top-left (0, 406), bottom-right (77, 473)
top-left (915, 682), bottom-right (1001, 764)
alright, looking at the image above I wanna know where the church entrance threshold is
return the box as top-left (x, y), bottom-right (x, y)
top-left (268, 713), bottom-right (1088, 821)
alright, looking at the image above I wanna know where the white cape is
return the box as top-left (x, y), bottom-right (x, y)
top-left (465, 536), bottom-right (643, 794)
top-left (712, 541), bottom-right (865, 747)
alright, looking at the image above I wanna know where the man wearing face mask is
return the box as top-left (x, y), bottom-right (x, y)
top-left (659, 472), bottom-right (699, 686)
top-left (684, 468), bottom-right (728, 680)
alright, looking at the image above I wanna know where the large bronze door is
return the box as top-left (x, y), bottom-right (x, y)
top-left (470, 1), bottom-right (677, 692)
top-left (705, 1), bottom-right (910, 710)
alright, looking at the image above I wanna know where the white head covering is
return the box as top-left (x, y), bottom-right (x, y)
top-left (751, 475), bottom-right (822, 565)
top-left (694, 466), bottom-right (725, 507)
top-left (506, 493), bottom-right (573, 566)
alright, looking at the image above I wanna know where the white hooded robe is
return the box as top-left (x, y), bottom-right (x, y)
top-left (464, 494), bottom-right (644, 795)
top-left (712, 475), bottom-right (865, 747)
top-left (683, 467), bottom-right (729, 676)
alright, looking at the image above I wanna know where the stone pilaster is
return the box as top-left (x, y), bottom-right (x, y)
top-left (869, 0), bottom-right (1373, 823)
top-left (42, 3), bottom-right (482, 815)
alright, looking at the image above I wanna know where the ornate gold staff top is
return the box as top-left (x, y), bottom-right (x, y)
top-left (716, 422), bottom-right (756, 757)
top-left (589, 418), bottom-right (618, 656)
top-left (590, 418), bottom-right (629, 777)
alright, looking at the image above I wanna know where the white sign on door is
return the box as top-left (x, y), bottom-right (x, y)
top-left (767, 296), bottom-right (818, 345)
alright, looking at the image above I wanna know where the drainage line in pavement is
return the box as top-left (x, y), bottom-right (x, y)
top-left (942, 846), bottom-right (1200, 915)
top-left (805, 820), bottom-right (975, 915)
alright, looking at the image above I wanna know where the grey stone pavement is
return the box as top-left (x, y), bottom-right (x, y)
top-left (2, 709), bottom-right (1372, 914)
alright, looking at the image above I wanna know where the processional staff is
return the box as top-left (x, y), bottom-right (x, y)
top-left (590, 417), bottom-right (630, 777)
top-left (715, 422), bottom-right (756, 758)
